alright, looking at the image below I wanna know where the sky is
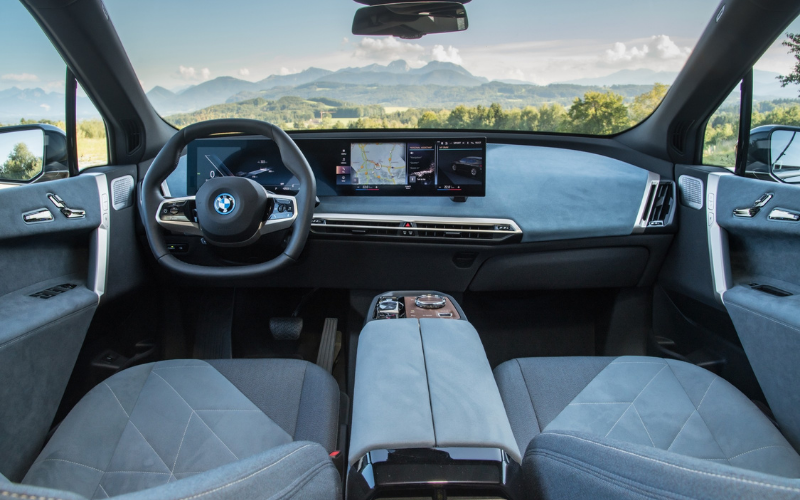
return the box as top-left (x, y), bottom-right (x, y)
top-left (1, 0), bottom-right (799, 93)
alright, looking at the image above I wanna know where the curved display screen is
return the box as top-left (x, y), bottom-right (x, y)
top-left (186, 137), bottom-right (486, 197)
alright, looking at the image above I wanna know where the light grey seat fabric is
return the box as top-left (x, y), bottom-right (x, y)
top-left (495, 356), bottom-right (800, 499)
top-left (20, 359), bottom-right (341, 499)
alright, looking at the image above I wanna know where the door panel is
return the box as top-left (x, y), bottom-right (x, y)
top-left (0, 174), bottom-right (109, 480)
top-left (713, 175), bottom-right (800, 450)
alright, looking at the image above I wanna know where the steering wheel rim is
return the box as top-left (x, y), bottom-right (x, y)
top-left (140, 119), bottom-right (316, 280)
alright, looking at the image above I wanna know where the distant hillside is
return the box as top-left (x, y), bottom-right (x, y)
top-left (229, 81), bottom-right (655, 109)
top-left (148, 60), bottom-right (491, 114)
top-left (0, 87), bottom-right (99, 122)
top-left (165, 96), bottom-right (384, 128)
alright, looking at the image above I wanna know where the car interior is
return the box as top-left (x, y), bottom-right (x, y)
top-left (2, 0), bottom-right (800, 499)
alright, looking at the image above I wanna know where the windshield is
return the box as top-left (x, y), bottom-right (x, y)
top-left (103, 0), bottom-right (720, 135)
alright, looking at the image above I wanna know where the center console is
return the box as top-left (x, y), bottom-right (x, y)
top-left (348, 291), bottom-right (522, 499)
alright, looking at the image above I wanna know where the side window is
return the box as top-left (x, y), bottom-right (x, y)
top-left (0, 2), bottom-right (109, 183)
top-left (0, 1), bottom-right (67, 185)
top-left (77, 83), bottom-right (109, 170)
top-left (703, 16), bottom-right (800, 176)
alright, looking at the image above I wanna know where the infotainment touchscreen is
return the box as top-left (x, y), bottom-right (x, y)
top-left (186, 136), bottom-right (486, 197)
top-left (335, 139), bottom-right (486, 196)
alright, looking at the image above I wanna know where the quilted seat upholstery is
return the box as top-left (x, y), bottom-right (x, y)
top-left (21, 359), bottom-right (340, 499)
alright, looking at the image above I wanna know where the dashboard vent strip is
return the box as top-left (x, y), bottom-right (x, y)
top-left (646, 181), bottom-right (675, 227)
top-left (310, 215), bottom-right (521, 243)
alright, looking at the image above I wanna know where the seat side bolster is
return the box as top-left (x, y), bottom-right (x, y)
top-left (527, 432), bottom-right (800, 500)
top-left (114, 441), bottom-right (340, 500)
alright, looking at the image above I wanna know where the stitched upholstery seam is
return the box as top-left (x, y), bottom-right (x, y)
top-left (174, 444), bottom-right (314, 500)
top-left (97, 484), bottom-right (109, 499)
top-left (417, 319), bottom-right (437, 445)
top-left (151, 371), bottom-right (240, 461)
top-left (530, 449), bottom-right (698, 500)
top-left (514, 359), bottom-right (542, 433)
top-left (291, 363), bottom-right (309, 439)
top-left (728, 445), bottom-right (796, 461)
top-left (631, 405), bottom-right (656, 447)
top-left (541, 433), bottom-right (800, 493)
top-left (1, 490), bottom-right (68, 500)
top-left (94, 363), bottom-right (157, 494)
top-left (663, 364), bottom-right (728, 463)
top-left (33, 459), bottom-right (103, 473)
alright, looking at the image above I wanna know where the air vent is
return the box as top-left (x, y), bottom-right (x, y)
top-left (310, 214), bottom-right (521, 243)
top-left (110, 175), bottom-right (135, 210)
top-left (645, 181), bottom-right (675, 227)
top-left (678, 175), bottom-right (703, 210)
top-left (671, 121), bottom-right (694, 154)
top-left (122, 119), bottom-right (142, 154)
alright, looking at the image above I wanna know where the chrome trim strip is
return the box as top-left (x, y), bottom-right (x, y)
top-left (310, 213), bottom-right (521, 236)
top-left (86, 173), bottom-right (110, 301)
top-left (706, 172), bottom-right (732, 304)
top-left (160, 180), bottom-right (172, 198)
top-left (632, 172), bottom-right (661, 234)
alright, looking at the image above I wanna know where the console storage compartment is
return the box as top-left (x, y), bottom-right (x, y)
top-left (348, 315), bottom-right (521, 499)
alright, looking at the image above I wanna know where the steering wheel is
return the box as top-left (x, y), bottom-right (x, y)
top-left (140, 119), bottom-right (316, 279)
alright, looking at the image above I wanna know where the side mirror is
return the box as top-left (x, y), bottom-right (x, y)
top-left (769, 127), bottom-right (800, 184)
top-left (0, 124), bottom-right (68, 185)
top-left (352, 1), bottom-right (469, 39)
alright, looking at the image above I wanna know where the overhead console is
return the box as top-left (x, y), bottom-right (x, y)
top-left (186, 136), bottom-right (486, 197)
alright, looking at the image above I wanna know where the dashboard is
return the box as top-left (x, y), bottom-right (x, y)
top-left (186, 136), bottom-right (486, 197)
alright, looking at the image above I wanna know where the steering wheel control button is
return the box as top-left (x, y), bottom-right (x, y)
top-left (214, 193), bottom-right (236, 215)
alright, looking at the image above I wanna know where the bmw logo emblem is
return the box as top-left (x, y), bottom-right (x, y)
top-left (214, 193), bottom-right (236, 215)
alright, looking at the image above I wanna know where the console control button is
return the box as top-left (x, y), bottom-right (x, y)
top-left (415, 294), bottom-right (447, 309)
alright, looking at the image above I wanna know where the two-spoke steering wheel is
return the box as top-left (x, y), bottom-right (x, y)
top-left (140, 119), bottom-right (316, 279)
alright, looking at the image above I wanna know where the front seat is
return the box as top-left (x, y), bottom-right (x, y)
top-left (4, 358), bottom-right (341, 500)
top-left (494, 356), bottom-right (800, 499)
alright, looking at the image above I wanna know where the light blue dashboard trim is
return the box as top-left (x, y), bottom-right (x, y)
top-left (317, 144), bottom-right (651, 243)
top-left (166, 143), bottom-right (653, 243)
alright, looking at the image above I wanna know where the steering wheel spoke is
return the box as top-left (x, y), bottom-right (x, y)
top-left (156, 196), bottom-right (203, 236)
top-left (261, 194), bottom-right (298, 235)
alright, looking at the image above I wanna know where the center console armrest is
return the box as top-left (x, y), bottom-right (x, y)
top-left (349, 318), bottom-right (521, 465)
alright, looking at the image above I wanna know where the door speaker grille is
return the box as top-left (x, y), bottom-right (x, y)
top-left (678, 175), bottom-right (703, 210)
top-left (110, 175), bottom-right (135, 210)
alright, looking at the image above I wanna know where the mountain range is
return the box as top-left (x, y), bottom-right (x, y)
top-left (2, 62), bottom-right (798, 123)
top-left (146, 60), bottom-right (490, 114)
top-left (0, 87), bottom-right (98, 123)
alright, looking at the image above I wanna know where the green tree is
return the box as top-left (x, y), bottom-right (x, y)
top-left (568, 91), bottom-right (630, 135)
top-left (537, 103), bottom-right (567, 132)
top-left (778, 33), bottom-right (800, 96)
top-left (629, 83), bottom-right (670, 123)
top-left (2, 142), bottom-right (42, 180)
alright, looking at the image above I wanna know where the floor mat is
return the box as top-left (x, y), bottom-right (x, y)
top-left (462, 290), bottom-right (612, 368)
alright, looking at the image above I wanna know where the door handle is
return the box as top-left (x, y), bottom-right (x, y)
top-left (768, 208), bottom-right (800, 222)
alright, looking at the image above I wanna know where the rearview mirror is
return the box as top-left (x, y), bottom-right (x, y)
top-left (352, 1), bottom-right (469, 39)
top-left (0, 127), bottom-right (45, 182)
top-left (769, 128), bottom-right (800, 184)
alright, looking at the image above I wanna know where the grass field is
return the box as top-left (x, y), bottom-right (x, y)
top-left (77, 136), bottom-right (108, 170)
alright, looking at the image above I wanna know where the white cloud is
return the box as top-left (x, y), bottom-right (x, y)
top-left (430, 45), bottom-right (462, 65)
top-left (1, 73), bottom-right (38, 82)
top-left (238, 68), bottom-right (250, 76)
top-left (604, 35), bottom-right (690, 63)
top-left (279, 67), bottom-right (300, 76)
top-left (176, 65), bottom-right (211, 81)
top-left (354, 37), bottom-right (426, 65)
top-left (40, 104), bottom-right (50, 111)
